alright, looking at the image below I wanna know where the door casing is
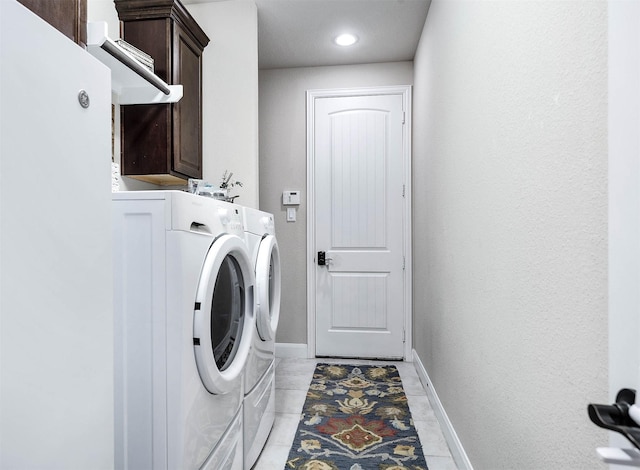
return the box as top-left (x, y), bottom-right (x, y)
top-left (306, 85), bottom-right (413, 360)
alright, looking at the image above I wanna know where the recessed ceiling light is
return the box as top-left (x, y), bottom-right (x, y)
top-left (334, 33), bottom-right (358, 47)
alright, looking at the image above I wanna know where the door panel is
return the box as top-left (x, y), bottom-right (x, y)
top-left (255, 235), bottom-right (281, 341)
top-left (315, 93), bottom-right (405, 359)
top-left (330, 110), bottom-right (388, 248)
top-left (193, 235), bottom-right (255, 394)
top-left (173, 24), bottom-right (203, 177)
top-left (330, 273), bottom-right (387, 329)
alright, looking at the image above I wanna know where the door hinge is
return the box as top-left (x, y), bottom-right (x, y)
top-left (402, 112), bottom-right (406, 124)
top-left (402, 184), bottom-right (406, 198)
top-left (402, 256), bottom-right (406, 271)
top-left (403, 329), bottom-right (406, 342)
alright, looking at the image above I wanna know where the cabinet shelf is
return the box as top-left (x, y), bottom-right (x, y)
top-left (87, 21), bottom-right (182, 105)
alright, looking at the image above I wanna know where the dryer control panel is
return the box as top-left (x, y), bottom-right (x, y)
top-left (218, 207), bottom-right (243, 232)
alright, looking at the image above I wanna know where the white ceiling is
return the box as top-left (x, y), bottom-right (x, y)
top-left (254, 0), bottom-right (431, 69)
top-left (184, 0), bottom-right (431, 70)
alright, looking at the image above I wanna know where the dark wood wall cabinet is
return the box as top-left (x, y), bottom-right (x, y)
top-left (18, 0), bottom-right (87, 47)
top-left (115, 0), bottom-right (210, 185)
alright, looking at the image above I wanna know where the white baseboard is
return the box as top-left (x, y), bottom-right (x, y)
top-left (275, 343), bottom-right (308, 358)
top-left (412, 349), bottom-right (474, 470)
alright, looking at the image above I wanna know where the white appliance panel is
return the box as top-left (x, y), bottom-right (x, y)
top-left (113, 191), bottom-right (251, 470)
top-left (242, 207), bottom-right (280, 469)
top-left (201, 408), bottom-right (244, 470)
top-left (1, 2), bottom-right (114, 468)
top-left (244, 362), bottom-right (276, 467)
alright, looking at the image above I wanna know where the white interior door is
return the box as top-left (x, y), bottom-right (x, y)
top-left (312, 90), bottom-right (409, 359)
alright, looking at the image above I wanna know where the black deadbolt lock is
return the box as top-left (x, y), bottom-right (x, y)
top-left (318, 251), bottom-right (326, 265)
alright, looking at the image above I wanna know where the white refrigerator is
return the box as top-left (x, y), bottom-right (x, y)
top-left (0, 1), bottom-right (114, 468)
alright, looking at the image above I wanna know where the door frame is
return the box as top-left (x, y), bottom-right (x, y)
top-left (305, 85), bottom-right (413, 360)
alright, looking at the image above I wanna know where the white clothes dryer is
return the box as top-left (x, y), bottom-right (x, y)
top-left (112, 191), bottom-right (255, 470)
top-left (241, 207), bottom-right (281, 468)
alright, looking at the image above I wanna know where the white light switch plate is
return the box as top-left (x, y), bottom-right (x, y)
top-left (287, 207), bottom-right (296, 222)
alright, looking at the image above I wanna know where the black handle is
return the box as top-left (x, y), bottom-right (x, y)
top-left (318, 251), bottom-right (326, 265)
top-left (588, 388), bottom-right (640, 450)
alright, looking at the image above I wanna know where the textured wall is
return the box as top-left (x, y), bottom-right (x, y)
top-left (259, 62), bottom-right (413, 345)
top-left (412, 1), bottom-right (608, 468)
top-left (189, 1), bottom-right (259, 208)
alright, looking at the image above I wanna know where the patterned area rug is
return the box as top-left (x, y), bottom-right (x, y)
top-left (285, 363), bottom-right (429, 470)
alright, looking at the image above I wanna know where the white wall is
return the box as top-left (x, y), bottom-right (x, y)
top-left (188, 0), bottom-right (259, 207)
top-left (412, 1), bottom-right (608, 469)
top-left (609, 0), bottom-right (640, 459)
top-left (88, 0), bottom-right (259, 205)
top-left (259, 62), bottom-right (413, 344)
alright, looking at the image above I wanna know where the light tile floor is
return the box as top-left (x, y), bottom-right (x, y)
top-left (252, 357), bottom-right (459, 470)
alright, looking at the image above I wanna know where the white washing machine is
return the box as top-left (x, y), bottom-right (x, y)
top-left (112, 191), bottom-right (255, 470)
top-left (241, 207), bottom-right (281, 469)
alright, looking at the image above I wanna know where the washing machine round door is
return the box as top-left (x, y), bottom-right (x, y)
top-left (193, 234), bottom-right (255, 394)
top-left (255, 235), bottom-right (281, 341)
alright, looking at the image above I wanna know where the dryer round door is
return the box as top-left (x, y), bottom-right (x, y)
top-left (255, 235), bottom-right (281, 341)
top-left (193, 234), bottom-right (255, 395)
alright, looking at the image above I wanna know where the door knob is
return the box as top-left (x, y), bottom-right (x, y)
top-left (317, 251), bottom-right (333, 266)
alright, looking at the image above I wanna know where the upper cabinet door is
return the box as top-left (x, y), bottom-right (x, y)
top-left (18, 0), bottom-right (87, 47)
top-left (172, 22), bottom-right (204, 179)
top-left (115, 0), bottom-right (210, 186)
